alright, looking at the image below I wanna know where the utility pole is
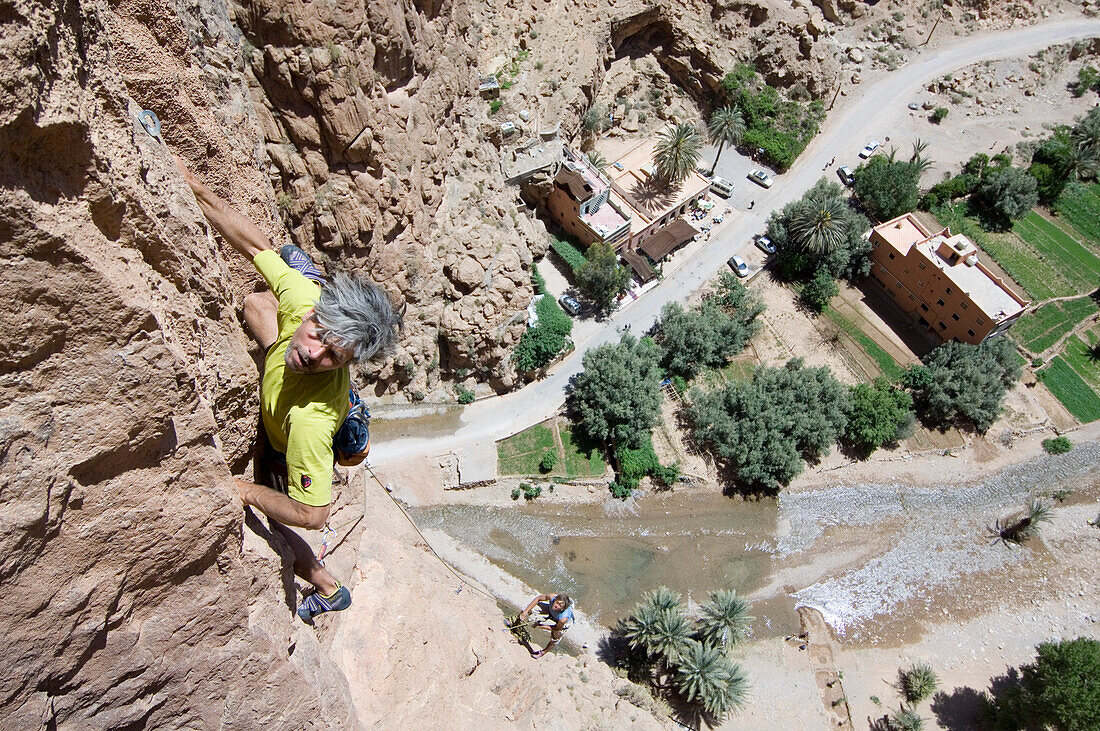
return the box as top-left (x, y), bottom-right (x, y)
top-left (923, 16), bottom-right (942, 46)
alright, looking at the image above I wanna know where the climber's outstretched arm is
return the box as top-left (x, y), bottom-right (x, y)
top-left (175, 157), bottom-right (272, 260)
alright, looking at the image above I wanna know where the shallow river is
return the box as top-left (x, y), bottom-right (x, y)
top-left (409, 442), bottom-right (1100, 642)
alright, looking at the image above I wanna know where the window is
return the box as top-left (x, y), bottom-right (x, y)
top-left (909, 294), bottom-right (916, 300)
top-left (945, 287), bottom-right (953, 295)
top-left (976, 317), bottom-right (985, 325)
top-left (938, 322), bottom-right (947, 331)
top-left (918, 262), bottom-right (927, 270)
top-left (952, 313), bottom-right (960, 321)
top-left (918, 280), bottom-right (924, 288)
top-left (968, 329), bottom-right (976, 337)
top-left (937, 299), bottom-right (946, 307)
top-left (895, 281), bottom-right (903, 289)
top-left (888, 252), bottom-right (895, 260)
top-left (960, 302), bottom-right (968, 310)
top-left (920, 303), bottom-right (929, 312)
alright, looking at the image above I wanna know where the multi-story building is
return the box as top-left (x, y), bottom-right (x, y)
top-left (542, 141), bottom-right (712, 282)
top-left (545, 147), bottom-right (633, 250)
top-left (868, 213), bottom-right (1029, 345)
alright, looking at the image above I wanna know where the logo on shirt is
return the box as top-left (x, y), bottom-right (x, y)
top-left (301, 475), bottom-right (312, 489)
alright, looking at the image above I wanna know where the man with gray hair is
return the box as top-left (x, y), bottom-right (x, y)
top-left (178, 160), bottom-right (403, 623)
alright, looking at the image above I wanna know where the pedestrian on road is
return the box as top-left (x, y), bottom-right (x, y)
top-left (749, 200), bottom-right (755, 209)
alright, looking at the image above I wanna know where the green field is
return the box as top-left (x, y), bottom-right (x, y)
top-left (1061, 335), bottom-right (1100, 392)
top-left (1013, 212), bottom-right (1100, 292)
top-left (1011, 297), bottom-right (1100, 353)
top-left (824, 307), bottom-right (905, 380)
top-left (1038, 356), bottom-right (1100, 423)
top-left (720, 359), bottom-right (757, 382)
top-left (557, 425), bottom-right (608, 477)
top-left (1054, 182), bottom-right (1100, 250)
top-left (497, 420), bottom-right (606, 477)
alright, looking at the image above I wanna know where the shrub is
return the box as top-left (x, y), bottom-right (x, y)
top-left (550, 234), bottom-right (587, 274)
top-left (609, 480), bottom-right (632, 500)
top-left (520, 482), bottom-right (542, 500)
top-left (455, 384), bottom-right (476, 404)
top-left (981, 637), bottom-right (1100, 731)
top-left (931, 106), bottom-right (949, 123)
top-left (900, 662), bottom-right (940, 704)
top-left (532, 264), bottom-right (547, 295)
top-left (489, 99), bottom-right (503, 115)
top-left (513, 293), bottom-right (573, 371)
top-left (1072, 65), bottom-right (1100, 97)
top-left (800, 269), bottom-right (839, 313)
top-left (1042, 436), bottom-right (1073, 454)
top-left (511, 488), bottom-right (521, 500)
top-left (919, 173), bottom-right (978, 209)
top-left (890, 708), bottom-right (925, 731)
top-left (539, 450), bottom-right (557, 472)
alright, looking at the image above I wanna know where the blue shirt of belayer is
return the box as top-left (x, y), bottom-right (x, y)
top-left (520, 592), bottom-right (574, 658)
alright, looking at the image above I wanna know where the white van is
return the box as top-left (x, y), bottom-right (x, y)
top-left (710, 176), bottom-right (733, 198)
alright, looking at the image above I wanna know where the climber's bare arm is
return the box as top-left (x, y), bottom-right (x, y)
top-left (235, 479), bottom-right (330, 531)
top-left (175, 157), bottom-right (272, 260)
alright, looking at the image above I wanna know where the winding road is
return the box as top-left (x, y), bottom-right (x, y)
top-left (373, 18), bottom-right (1100, 468)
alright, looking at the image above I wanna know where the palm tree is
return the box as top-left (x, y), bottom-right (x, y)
top-left (653, 122), bottom-right (703, 187)
top-left (586, 149), bottom-right (607, 170)
top-left (696, 589), bottom-right (754, 651)
top-left (674, 641), bottom-right (750, 720)
top-left (997, 498), bottom-right (1053, 544)
top-left (789, 196), bottom-right (850, 254)
top-left (909, 139), bottom-right (934, 176)
top-left (641, 586), bottom-right (684, 613)
top-left (707, 107), bottom-right (746, 175)
top-left (1071, 106), bottom-right (1100, 153)
top-left (1068, 143), bottom-right (1100, 181)
top-left (900, 662), bottom-right (940, 704)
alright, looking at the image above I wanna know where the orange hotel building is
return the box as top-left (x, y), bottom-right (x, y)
top-left (868, 213), bottom-right (1029, 345)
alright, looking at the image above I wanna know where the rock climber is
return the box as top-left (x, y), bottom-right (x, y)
top-left (177, 159), bottom-right (403, 623)
top-left (519, 592), bottom-right (574, 658)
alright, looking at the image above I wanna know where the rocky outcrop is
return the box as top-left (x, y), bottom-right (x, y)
top-left (0, 0), bottom-right (359, 726)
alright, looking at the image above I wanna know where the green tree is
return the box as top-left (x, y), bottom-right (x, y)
top-left (843, 379), bottom-right (914, 455)
top-left (974, 165), bottom-right (1039, 228)
top-left (799, 268), bottom-right (839, 313)
top-left (656, 292), bottom-right (763, 379)
top-left (512, 294), bottom-right (573, 371)
top-left (674, 640), bottom-right (750, 721)
top-left (1071, 105), bottom-right (1100, 154)
top-left (766, 179), bottom-right (873, 281)
top-left (707, 106), bottom-right (746, 175)
top-left (586, 149), bottom-right (607, 169)
top-left (982, 637), bottom-right (1100, 731)
top-left (620, 588), bottom-right (694, 664)
top-left (567, 334), bottom-right (662, 449)
top-left (854, 155), bottom-right (921, 221)
top-left (576, 240), bottom-right (631, 315)
top-left (689, 358), bottom-right (847, 491)
top-left (902, 338), bottom-right (1021, 432)
top-left (789, 196), bottom-right (850, 254)
top-left (696, 590), bottom-right (754, 651)
top-left (653, 122), bottom-right (704, 187)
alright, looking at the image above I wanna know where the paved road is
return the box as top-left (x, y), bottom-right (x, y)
top-left (373, 18), bottom-right (1100, 467)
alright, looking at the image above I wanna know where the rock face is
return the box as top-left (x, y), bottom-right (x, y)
top-left (0, 0), bottom-right (358, 727)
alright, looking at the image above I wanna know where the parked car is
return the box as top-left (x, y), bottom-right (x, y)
top-left (710, 175), bottom-right (734, 198)
top-left (754, 235), bottom-right (775, 254)
top-left (837, 165), bottom-right (855, 186)
top-left (727, 255), bottom-right (749, 277)
top-left (747, 169), bottom-right (774, 188)
top-left (859, 140), bottom-right (880, 158)
top-left (559, 294), bottom-right (581, 316)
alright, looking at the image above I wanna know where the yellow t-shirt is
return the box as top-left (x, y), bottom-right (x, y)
top-left (253, 250), bottom-right (349, 507)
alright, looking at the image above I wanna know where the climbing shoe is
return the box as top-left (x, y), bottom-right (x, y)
top-left (280, 244), bottom-right (326, 285)
top-left (296, 583), bottom-right (352, 624)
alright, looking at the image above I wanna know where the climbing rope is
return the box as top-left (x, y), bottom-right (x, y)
top-left (314, 460), bottom-right (496, 601)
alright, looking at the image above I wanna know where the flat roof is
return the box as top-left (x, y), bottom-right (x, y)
top-left (606, 140), bottom-right (710, 223)
top-left (915, 236), bottom-right (1027, 321)
top-left (873, 213), bottom-right (935, 254)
